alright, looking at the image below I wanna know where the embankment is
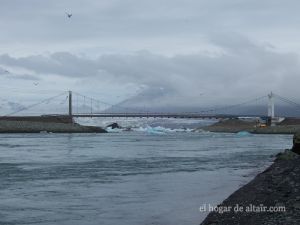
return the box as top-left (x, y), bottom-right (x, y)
top-left (200, 149), bottom-right (300, 224)
top-left (202, 118), bottom-right (300, 134)
top-left (0, 116), bottom-right (107, 133)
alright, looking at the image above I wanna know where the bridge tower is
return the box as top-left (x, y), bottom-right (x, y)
top-left (68, 90), bottom-right (72, 117)
top-left (268, 92), bottom-right (275, 118)
top-left (267, 92), bottom-right (275, 126)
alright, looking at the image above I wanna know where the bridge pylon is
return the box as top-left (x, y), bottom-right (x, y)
top-left (68, 90), bottom-right (73, 118)
top-left (268, 92), bottom-right (275, 118)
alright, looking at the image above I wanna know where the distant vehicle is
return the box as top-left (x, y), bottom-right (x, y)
top-left (258, 124), bottom-right (267, 128)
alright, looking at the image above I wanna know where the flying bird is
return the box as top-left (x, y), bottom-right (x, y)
top-left (33, 82), bottom-right (39, 86)
top-left (0, 69), bottom-right (10, 74)
top-left (65, 12), bottom-right (72, 18)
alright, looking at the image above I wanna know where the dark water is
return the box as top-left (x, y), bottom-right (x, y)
top-left (0, 132), bottom-right (292, 225)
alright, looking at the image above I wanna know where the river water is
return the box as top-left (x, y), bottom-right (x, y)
top-left (0, 124), bottom-right (293, 225)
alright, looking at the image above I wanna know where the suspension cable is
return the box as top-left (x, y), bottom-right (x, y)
top-left (273, 93), bottom-right (300, 109)
top-left (72, 91), bottom-right (149, 114)
top-left (195, 95), bottom-right (268, 114)
top-left (3, 91), bottom-right (68, 116)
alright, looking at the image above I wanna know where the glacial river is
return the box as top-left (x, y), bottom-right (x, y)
top-left (0, 130), bottom-right (292, 225)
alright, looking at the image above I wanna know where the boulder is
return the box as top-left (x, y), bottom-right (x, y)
top-left (106, 122), bottom-right (122, 129)
top-left (292, 132), bottom-right (300, 154)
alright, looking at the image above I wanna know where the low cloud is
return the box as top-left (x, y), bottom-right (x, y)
top-left (0, 35), bottom-right (299, 109)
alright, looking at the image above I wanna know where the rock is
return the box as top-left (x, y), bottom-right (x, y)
top-left (276, 149), bottom-right (298, 161)
top-left (292, 132), bottom-right (300, 154)
top-left (275, 202), bottom-right (285, 207)
top-left (106, 122), bottom-right (122, 129)
top-left (293, 202), bottom-right (300, 210)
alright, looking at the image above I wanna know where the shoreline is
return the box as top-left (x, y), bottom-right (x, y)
top-left (201, 118), bottom-right (300, 134)
top-left (202, 125), bottom-right (300, 134)
top-left (0, 116), bottom-right (107, 133)
top-left (200, 149), bottom-right (300, 225)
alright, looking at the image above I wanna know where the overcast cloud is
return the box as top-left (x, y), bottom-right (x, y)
top-left (0, 0), bottom-right (300, 112)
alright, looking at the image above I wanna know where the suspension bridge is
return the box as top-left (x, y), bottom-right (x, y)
top-left (1, 91), bottom-right (300, 123)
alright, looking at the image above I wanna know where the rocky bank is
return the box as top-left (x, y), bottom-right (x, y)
top-left (202, 118), bottom-right (300, 134)
top-left (200, 135), bottom-right (300, 225)
top-left (0, 116), bottom-right (107, 133)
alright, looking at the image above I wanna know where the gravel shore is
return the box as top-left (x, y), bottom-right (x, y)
top-left (202, 118), bottom-right (300, 134)
top-left (0, 120), bottom-right (107, 133)
top-left (200, 150), bottom-right (300, 225)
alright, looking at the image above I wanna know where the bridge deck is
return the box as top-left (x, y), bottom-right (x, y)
top-left (71, 113), bottom-right (263, 119)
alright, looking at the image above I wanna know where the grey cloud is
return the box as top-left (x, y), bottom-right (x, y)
top-left (0, 53), bottom-right (99, 77)
top-left (7, 74), bottom-right (39, 81)
top-left (1, 0), bottom-right (300, 55)
top-left (0, 35), bottom-right (299, 108)
top-left (0, 0), bottom-right (300, 114)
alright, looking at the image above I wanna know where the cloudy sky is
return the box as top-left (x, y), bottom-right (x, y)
top-left (1, 0), bottom-right (300, 113)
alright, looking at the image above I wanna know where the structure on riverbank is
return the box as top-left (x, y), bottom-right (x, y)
top-left (2, 91), bottom-right (299, 121)
top-left (1, 91), bottom-right (300, 133)
top-left (0, 91), bottom-right (108, 133)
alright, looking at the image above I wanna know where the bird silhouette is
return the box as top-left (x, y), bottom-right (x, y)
top-left (65, 12), bottom-right (72, 18)
top-left (33, 82), bottom-right (39, 86)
